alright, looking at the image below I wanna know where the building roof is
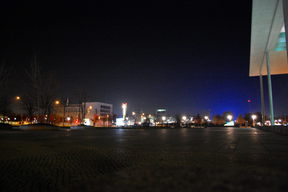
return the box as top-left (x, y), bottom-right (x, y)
top-left (250, 0), bottom-right (288, 76)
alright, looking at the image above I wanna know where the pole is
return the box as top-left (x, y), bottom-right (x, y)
top-left (266, 51), bottom-right (275, 126)
top-left (63, 105), bottom-right (65, 127)
top-left (259, 74), bottom-right (266, 125)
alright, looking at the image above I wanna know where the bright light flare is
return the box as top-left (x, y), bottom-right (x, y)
top-left (251, 114), bottom-right (257, 120)
top-left (227, 115), bottom-right (233, 121)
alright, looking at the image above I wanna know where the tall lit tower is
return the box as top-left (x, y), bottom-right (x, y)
top-left (122, 103), bottom-right (127, 120)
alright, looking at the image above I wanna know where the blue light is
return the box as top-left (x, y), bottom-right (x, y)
top-left (274, 32), bottom-right (286, 51)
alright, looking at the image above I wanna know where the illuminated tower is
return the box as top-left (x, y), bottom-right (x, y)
top-left (122, 103), bottom-right (127, 120)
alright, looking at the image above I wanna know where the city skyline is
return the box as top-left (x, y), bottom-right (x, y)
top-left (1, 0), bottom-right (288, 117)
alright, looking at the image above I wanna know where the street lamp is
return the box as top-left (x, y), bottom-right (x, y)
top-left (122, 103), bottom-right (127, 120)
top-left (106, 114), bottom-right (109, 127)
top-left (251, 114), bottom-right (257, 127)
top-left (55, 100), bottom-right (60, 105)
top-left (204, 116), bottom-right (209, 121)
top-left (182, 116), bottom-right (187, 121)
top-left (15, 96), bottom-right (22, 124)
top-left (227, 114), bottom-right (233, 122)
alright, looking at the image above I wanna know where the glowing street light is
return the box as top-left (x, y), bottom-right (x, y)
top-left (204, 116), bottom-right (209, 120)
top-left (251, 114), bottom-right (257, 121)
top-left (55, 100), bottom-right (60, 105)
top-left (251, 114), bottom-right (257, 127)
top-left (16, 96), bottom-right (21, 100)
top-left (227, 114), bottom-right (233, 121)
top-left (162, 116), bottom-right (166, 121)
top-left (182, 116), bottom-right (187, 121)
top-left (122, 103), bottom-right (127, 120)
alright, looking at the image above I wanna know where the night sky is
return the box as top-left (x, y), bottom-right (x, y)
top-left (1, 0), bottom-right (288, 117)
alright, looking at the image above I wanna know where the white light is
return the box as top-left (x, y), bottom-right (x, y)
top-left (182, 116), bottom-right (187, 121)
top-left (204, 116), bottom-right (209, 120)
top-left (227, 115), bottom-right (233, 121)
top-left (251, 114), bottom-right (257, 120)
top-left (122, 103), bottom-right (127, 109)
top-left (66, 117), bottom-right (71, 121)
top-left (116, 118), bottom-right (124, 127)
top-left (122, 103), bottom-right (127, 120)
top-left (162, 116), bottom-right (166, 121)
top-left (84, 118), bottom-right (91, 126)
top-left (132, 112), bottom-right (136, 116)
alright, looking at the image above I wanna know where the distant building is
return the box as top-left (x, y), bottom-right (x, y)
top-left (54, 102), bottom-right (113, 127)
top-left (156, 108), bottom-right (167, 122)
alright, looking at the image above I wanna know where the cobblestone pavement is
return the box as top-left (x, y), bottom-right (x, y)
top-left (0, 127), bottom-right (288, 192)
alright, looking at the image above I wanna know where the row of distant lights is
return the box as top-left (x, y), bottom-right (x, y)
top-left (227, 114), bottom-right (257, 121)
top-left (1, 117), bottom-right (17, 121)
top-left (7, 98), bottom-right (280, 123)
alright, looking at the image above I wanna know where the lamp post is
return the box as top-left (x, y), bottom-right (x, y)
top-left (227, 114), bottom-right (233, 122)
top-left (15, 96), bottom-right (22, 124)
top-left (54, 100), bottom-right (61, 125)
top-left (251, 114), bottom-right (257, 127)
top-left (122, 103), bottom-right (127, 121)
top-left (162, 116), bottom-right (166, 126)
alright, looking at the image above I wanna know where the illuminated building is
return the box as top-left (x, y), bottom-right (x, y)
top-left (250, 0), bottom-right (288, 125)
top-left (54, 102), bottom-right (113, 127)
top-left (156, 108), bottom-right (166, 122)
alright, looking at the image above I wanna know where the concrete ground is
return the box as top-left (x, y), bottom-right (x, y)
top-left (0, 127), bottom-right (288, 192)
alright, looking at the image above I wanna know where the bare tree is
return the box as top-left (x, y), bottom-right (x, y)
top-left (0, 61), bottom-right (9, 89)
top-left (25, 55), bottom-right (57, 123)
top-left (0, 61), bottom-right (11, 116)
top-left (21, 94), bottom-right (35, 121)
top-left (77, 90), bottom-right (88, 123)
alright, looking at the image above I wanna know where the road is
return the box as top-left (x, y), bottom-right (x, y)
top-left (0, 127), bottom-right (288, 191)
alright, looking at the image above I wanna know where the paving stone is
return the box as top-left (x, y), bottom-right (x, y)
top-left (0, 127), bottom-right (288, 191)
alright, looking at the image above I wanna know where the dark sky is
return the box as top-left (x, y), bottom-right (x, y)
top-left (1, 0), bottom-right (288, 117)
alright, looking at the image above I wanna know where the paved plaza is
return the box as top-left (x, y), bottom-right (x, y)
top-left (0, 127), bottom-right (288, 192)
